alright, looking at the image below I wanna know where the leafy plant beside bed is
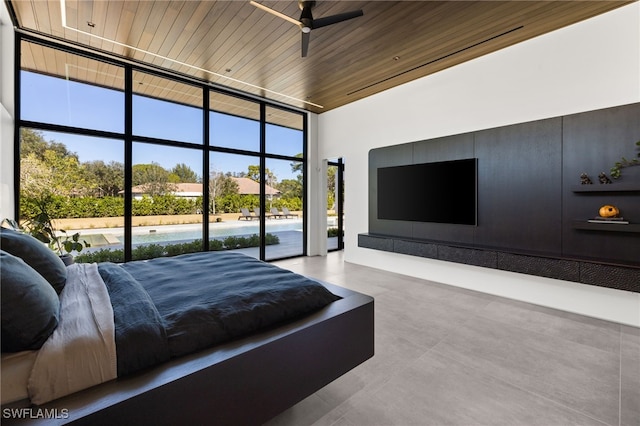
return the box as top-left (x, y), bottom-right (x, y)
top-left (14, 196), bottom-right (90, 264)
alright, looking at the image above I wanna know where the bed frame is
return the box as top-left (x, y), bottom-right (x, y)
top-left (3, 282), bottom-right (374, 425)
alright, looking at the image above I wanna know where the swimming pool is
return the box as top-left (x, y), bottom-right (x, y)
top-left (114, 220), bottom-right (303, 245)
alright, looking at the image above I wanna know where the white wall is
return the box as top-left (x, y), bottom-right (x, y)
top-left (0, 1), bottom-right (15, 221)
top-left (317, 3), bottom-right (640, 326)
top-left (306, 112), bottom-right (328, 256)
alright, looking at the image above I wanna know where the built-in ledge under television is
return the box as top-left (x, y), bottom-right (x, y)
top-left (377, 158), bottom-right (477, 225)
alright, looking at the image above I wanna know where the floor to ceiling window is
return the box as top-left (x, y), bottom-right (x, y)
top-left (264, 106), bottom-right (305, 260)
top-left (130, 71), bottom-right (204, 260)
top-left (16, 35), bottom-right (307, 262)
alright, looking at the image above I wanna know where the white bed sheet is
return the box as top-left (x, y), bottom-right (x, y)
top-left (27, 263), bottom-right (117, 405)
top-left (1, 350), bottom-right (37, 404)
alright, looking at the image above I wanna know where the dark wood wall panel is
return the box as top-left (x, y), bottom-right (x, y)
top-left (562, 103), bottom-right (640, 266)
top-left (367, 102), bottom-right (640, 289)
top-left (474, 118), bottom-right (563, 254)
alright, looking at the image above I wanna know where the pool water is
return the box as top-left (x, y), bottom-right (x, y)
top-left (115, 220), bottom-right (302, 244)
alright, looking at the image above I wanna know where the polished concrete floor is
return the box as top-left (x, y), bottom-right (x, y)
top-left (269, 252), bottom-right (640, 426)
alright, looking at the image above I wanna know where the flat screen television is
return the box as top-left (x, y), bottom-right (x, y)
top-left (377, 158), bottom-right (477, 225)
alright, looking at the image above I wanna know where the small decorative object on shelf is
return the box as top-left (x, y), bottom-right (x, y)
top-left (589, 205), bottom-right (629, 224)
top-left (598, 172), bottom-right (612, 184)
top-left (598, 204), bottom-right (620, 218)
top-left (580, 173), bottom-right (593, 185)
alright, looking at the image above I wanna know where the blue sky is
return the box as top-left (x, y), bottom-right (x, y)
top-left (21, 71), bottom-right (303, 181)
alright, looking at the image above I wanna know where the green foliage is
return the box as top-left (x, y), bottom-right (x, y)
top-left (164, 240), bottom-right (204, 257)
top-left (215, 194), bottom-right (260, 214)
top-left (327, 227), bottom-right (342, 238)
top-left (222, 234), bottom-right (262, 249)
top-left (131, 244), bottom-right (166, 261)
top-left (246, 165), bottom-right (276, 183)
top-left (18, 194), bottom-right (271, 219)
top-left (18, 130), bottom-right (315, 222)
top-left (209, 239), bottom-right (224, 251)
top-left (209, 172), bottom-right (239, 214)
top-left (19, 192), bottom-right (300, 220)
top-left (171, 163), bottom-right (200, 183)
top-left (271, 197), bottom-right (302, 212)
top-left (246, 165), bottom-right (261, 182)
top-left (83, 160), bottom-right (125, 197)
top-left (61, 231), bottom-right (91, 254)
top-left (264, 233), bottom-right (280, 245)
top-left (75, 233), bottom-right (280, 263)
top-left (20, 128), bottom-right (76, 161)
top-left (610, 140), bottom-right (640, 179)
top-left (20, 195), bottom-right (90, 255)
top-left (75, 248), bottom-right (125, 263)
top-left (20, 143), bottom-right (92, 199)
top-left (290, 154), bottom-right (303, 174)
top-left (277, 178), bottom-right (302, 198)
top-left (132, 163), bottom-right (174, 195)
top-left (132, 195), bottom-right (198, 216)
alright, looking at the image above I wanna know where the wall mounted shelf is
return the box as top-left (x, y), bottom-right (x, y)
top-left (571, 183), bottom-right (640, 193)
top-left (572, 221), bottom-right (640, 233)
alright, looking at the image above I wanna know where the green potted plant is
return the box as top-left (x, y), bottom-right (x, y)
top-left (610, 140), bottom-right (640, 179)
top-left (21, 196), bottom-right (90, 265)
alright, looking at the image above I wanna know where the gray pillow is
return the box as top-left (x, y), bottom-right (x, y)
top-left (1, 250), bottom-right (60, 352)
top-left (0, 228), bottom-right (67, 293)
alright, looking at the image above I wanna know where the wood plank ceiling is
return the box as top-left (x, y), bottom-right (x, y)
top-left (9, 0), bottom-right (634, 117)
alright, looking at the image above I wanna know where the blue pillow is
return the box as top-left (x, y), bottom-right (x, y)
top-left (0, 228), bottom-right (67, 293)
top-left (1, 250), bottom-right (60, 352)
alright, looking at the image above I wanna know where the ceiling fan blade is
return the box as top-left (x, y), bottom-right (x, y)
top-left (250, 1), bottom-right (301, 27)
top-left (312, 9), bottom-right (363, 29)
top-left (301, 31), bottom-right (310, 57)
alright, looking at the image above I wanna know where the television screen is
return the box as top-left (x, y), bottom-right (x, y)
top-left (377, 158), bottom-right (477, 225)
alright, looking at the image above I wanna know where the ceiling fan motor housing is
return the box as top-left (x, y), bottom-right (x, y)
top-left (299, 1), bottom-right (315, 31)
top-left (299, 1), bottom-right (316, 11)
top-left (252, 0), bottom-right (363, 57)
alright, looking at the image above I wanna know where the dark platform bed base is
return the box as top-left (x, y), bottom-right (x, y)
top-left (5, 282), bottom-right (374, 426)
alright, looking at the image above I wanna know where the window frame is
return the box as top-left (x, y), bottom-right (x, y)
top-left (15, 34), bottom-right (308, 262)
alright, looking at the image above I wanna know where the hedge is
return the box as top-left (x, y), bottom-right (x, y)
top-left (74, 233), bottom-right (280, 263)
top-left (21, 195), bottom-right (304, 219)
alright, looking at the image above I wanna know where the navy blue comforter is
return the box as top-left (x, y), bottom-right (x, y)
top-left (98, 251), bottom-right (340, 376)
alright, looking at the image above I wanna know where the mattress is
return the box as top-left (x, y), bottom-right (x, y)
top-left (1, 350), bottom-right (37, 404)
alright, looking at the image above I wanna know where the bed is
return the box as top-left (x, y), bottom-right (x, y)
top-left (0, 228), bottom-right (374, 425)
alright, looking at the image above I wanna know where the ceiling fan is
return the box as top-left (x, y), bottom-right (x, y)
top-left (250, 1), bottom-right (364, 57)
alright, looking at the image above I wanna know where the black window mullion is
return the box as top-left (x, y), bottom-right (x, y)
top-left (13, 35), bottom-right (22, 222)
top-left (302, 114), bottom-right (308, 256)
top-left (337, 158), bottom-right (344, 250)
top-left (124, 65), bottom-right (133, 261)
top-left (203, 88), bottom-right (210, 251)
top-left (259, 103), bottom-right (266, 261)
